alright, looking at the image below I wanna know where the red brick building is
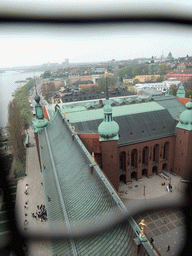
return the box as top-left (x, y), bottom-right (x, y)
top-left (44, 91), bottom-right (191, 191)
top-left (166, 72), bottom-right (192, 82)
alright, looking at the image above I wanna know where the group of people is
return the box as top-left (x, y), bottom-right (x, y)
top-left (31, 204), bottom-right (48, 222)
top-left (24, 184), bottom-right (28, 195)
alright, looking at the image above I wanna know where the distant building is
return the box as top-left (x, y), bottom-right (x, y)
top-left (162, 78), bottom-right (181, 88)
top-left (134, 74), bottom-right (160, 83)
top-left (166, 72), bottom-right (192, 82)
top-left (79, 83), bottom-right (98, 91)
top-left (135, 82), bottom-right (166, 92)
top-left (138, 88), bottom-right (163, 97)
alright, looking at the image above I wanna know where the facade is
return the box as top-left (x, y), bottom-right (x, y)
top-left (134, 75), bottom-right (160, 83)
top-left (33, 86), bottom-right (192, 255)
top-left (166, 72), bottom-right (192, 82)
top-left (43, 91), bottom-right (191, 192)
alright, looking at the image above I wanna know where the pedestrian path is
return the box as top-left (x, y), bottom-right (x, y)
top-left (15, 127), bottom-right (51, 256)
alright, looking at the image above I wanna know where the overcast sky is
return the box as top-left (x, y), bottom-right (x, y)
top-left (1, 1), bottom-right (192, 68)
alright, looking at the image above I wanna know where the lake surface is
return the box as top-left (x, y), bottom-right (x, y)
top-left (0, 71), bottom-right (42, 128)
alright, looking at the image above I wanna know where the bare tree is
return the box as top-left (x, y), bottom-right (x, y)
top-left (7, 100), bottom-right (25, 164)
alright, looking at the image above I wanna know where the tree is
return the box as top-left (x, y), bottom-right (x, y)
top-left (14, 81), bottom-right (33, 131)
top-left (185, 89), bottom-right (192, 98)
top-left (156, 76), bottom-right (164, 82)
top-left (169, 84), bottom-right (177, 96)
top-left (7, 100), bottom-right (25, 164)
top-left (43, 71), bottom-right (51, 79)
top-left (133, 79), bottom-right (140, 85)
top-left (128, 86), bottom-right (137, 93)
top-left (119, 65), bottom-right (134, 82)
top-left (184, 77), bottom-right (192, 91)
top-left (97, 75), bottom-right (117, 92)
top-left (158, 63), bottom-right (170, 75)
top-left (42, 82), bottom-right (56, 98)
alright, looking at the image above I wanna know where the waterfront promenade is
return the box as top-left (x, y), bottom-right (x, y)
top-left (15, 126), bottom-right (51, 256)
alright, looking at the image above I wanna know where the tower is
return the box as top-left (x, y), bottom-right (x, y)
top-left (174, 100), bottom-right (192, 179)
top-left (177, 83), bottom-right (185, 98)
top-left (98, 72), bottom-right (120, 190)
top-left (149, 56), bottom-right (155, 75)
top-left (32, 92), bottom-right (49, 171)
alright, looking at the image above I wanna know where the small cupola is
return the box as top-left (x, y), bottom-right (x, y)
top-left (98, 71), bottom-right (119, 141)
top-left (177, 83), bottom-right (185, 98)
top-left (33, 91), bottom-right (48, 132)
top-left (98, 99), bottom-right (119, 141)
top-left (177, 100), bottom-right (192, 130)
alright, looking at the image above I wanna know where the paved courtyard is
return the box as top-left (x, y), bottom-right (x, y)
top-left (119, 174), bottom-right (188, 255)
top-left (15, 127), bottom-right (51, 256)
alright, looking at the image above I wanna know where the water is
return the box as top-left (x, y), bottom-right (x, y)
top-left (0, 71), bottom-right (42, 128)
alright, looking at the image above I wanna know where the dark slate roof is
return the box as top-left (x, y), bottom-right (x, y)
top-left (153, 95), bottom-right (186, 120)
top-left (61, 90), bottom-right (136, 103)
top-left (72, 109), bottom-right (176, 146)
top-left (38, 111), bottom-right (142, 255)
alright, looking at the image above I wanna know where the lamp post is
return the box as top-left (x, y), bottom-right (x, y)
top-left (143, 185), bottom-right (146, 196)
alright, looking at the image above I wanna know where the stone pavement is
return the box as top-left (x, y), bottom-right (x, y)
top-left (119, 174), bottom-right (187, 255)
top-left (15, 126), bottom-right (51, 256)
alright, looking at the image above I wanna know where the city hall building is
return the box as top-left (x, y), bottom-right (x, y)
top-left (32, 83), bottom-right (191, 255)
top-left (40, 84), bottom-right (191, 191)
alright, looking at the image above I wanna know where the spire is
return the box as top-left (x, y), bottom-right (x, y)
top-left (98, 71), bottom-right (119, 141)
top-left (32, 92), bottom-right (48, 132)
top-left (105, 70), bottom-right (109, 100)
top-left (34, 91), bottom-right (44, 120)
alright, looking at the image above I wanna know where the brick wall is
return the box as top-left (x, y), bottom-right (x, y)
top-left (100, 140), bottom-right (119, 191)
top-left (174, 128), bottom-right (192, 179)
top-left (78, 134), bottom-right (101, 153)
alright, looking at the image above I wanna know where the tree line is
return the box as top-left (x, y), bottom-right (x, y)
top-left (7, 80), bottom-right (33, 178)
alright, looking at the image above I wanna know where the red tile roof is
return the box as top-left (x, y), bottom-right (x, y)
top-left (177, 97), bottom-right (189, 105)
top-left (166, 72), bottom-right (192, 77)
top-left (42, 106), bottom-right (49, 120)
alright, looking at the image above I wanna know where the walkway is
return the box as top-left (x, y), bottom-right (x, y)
top-left (119, 173), bottom-right (187, 256)
top-left (15, 126), bottom-right (51, 256)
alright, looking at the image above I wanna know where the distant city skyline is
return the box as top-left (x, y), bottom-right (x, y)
top-left (1, 22), bottom-right (192, 69)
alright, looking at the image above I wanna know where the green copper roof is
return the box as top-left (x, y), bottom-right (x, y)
top-left (38, 111), bottom-right (136, 255)
top-left (177, 83), bottom-right (185, 98)
top-left (33, 93), bottom-right (49, 132)
top-left (177, 100), bottom-right (192, 130)
top-left (63, 101), bottom-right (164, 124)
top-left (98, 99), bottom-right (119, 141)
top-left (165, 89), bottom-right (170, 96)
top-left (37, 111), bottom-right (158, 256)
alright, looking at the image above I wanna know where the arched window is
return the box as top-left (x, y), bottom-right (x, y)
top-left (131, 149), bottom-right (137, 168)
top-left (153, 144), bottom-right (159, 163)
top-left (152, 166), bottom-right (158, 174)
top-left (119, 174), bottom-right (126, 183)
top-left (162, 163), bottom-right (168, 171)
top-left (119, 151), bottom-right (126, 172)
top-left (163, 142), bottom-right (169, 160)
top-left (142, 146), bottom-right (149, 166)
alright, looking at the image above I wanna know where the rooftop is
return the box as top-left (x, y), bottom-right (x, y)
top-left (62, 101), bottom-right (164, 124)
top-left (38, 110), bottom-right (156, 255)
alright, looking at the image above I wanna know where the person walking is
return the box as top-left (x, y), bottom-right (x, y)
top-left (167, 245), bottom-right (170, 252)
